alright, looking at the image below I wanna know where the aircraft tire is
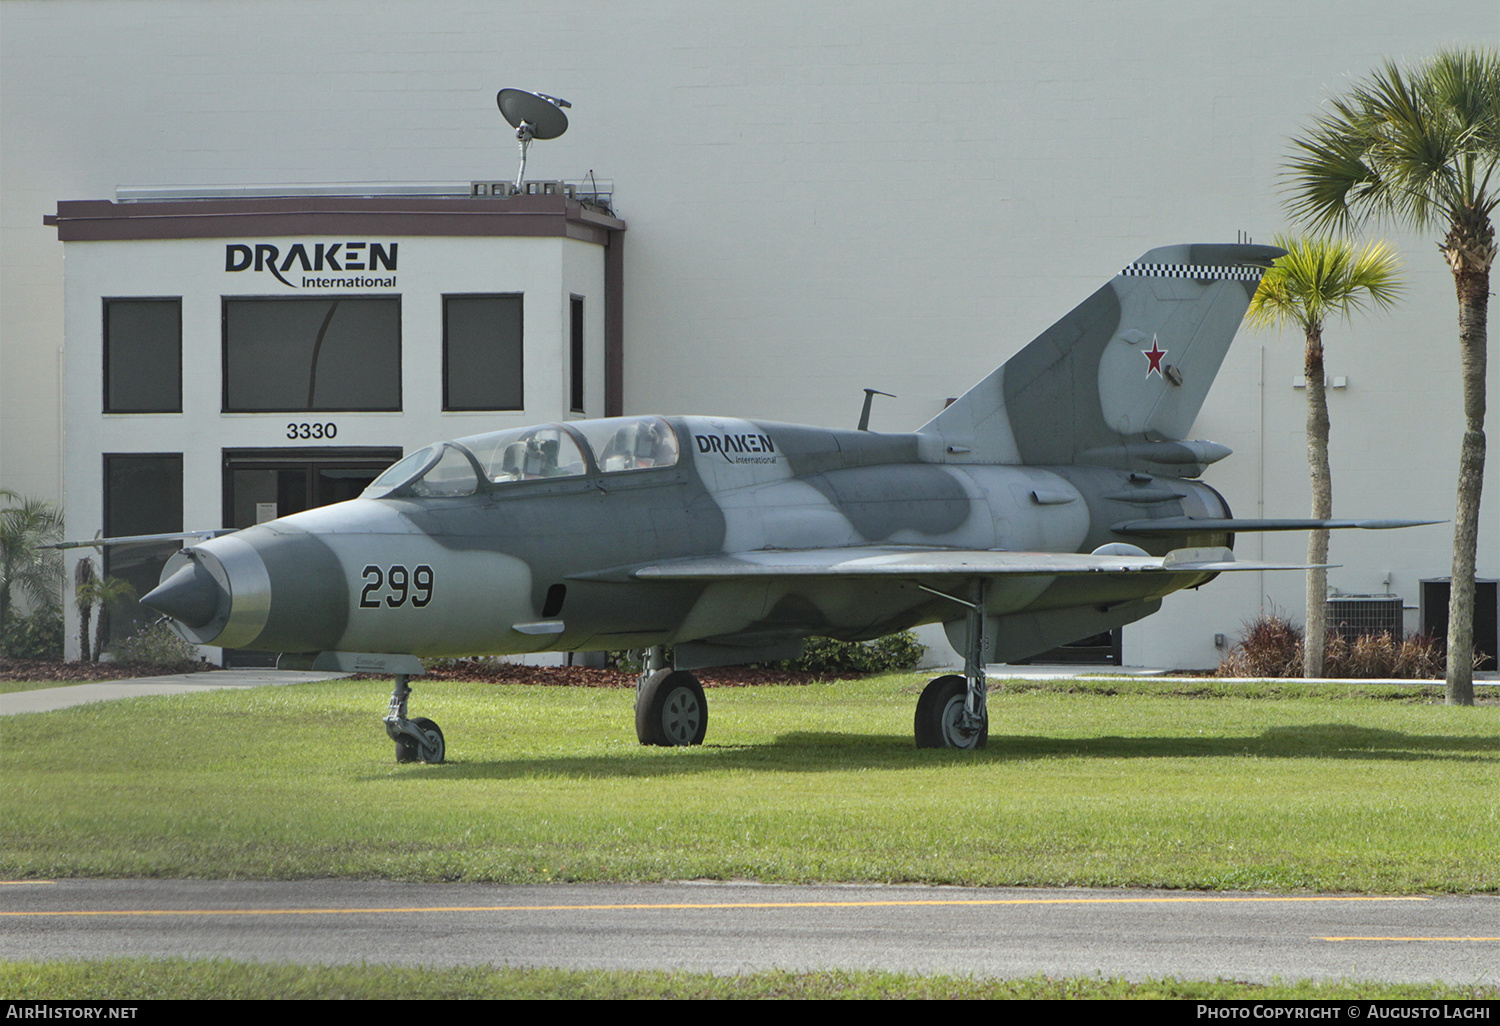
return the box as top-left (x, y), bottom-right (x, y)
top-left (635, 669), bottom-right (707, 746)
top-left (412, 717), bottom-right (445, 764)
top-left (914, 674), bottom-right (988, 749)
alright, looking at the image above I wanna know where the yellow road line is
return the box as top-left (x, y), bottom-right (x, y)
top-left (0, 894), bottom-right (1428, 917)
top-left (1321, 936), bottom-right (1499, 942)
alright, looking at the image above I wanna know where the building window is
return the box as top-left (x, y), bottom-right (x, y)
top-left (223, 296), bottom-right (400, 412)
top-left (570, 295), bottom-right (585, 414)
top-left (444, 294), bottom-right (523, 411)
top-left (102, 453), bottom-right (183, 643)
top-left (104, 298), bottom-right (181, 413)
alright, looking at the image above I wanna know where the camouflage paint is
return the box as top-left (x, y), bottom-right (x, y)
top-left (146, 244), bottom-right (1286, 666)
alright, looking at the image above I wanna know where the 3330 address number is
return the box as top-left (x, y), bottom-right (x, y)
top-left (287, 422), bottom-right (338, 439)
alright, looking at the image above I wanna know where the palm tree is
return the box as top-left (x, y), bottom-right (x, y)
top-left (74, 558), bottom-right (97, 662)
top-left (0, 489), bottom-right (63, 653)
top-left (1246, 236), bottom-right (1403, 678)
top-left (81, 575), bottom-right (137, 663)
top-left (1283, 48), bottom-right (1499, 705)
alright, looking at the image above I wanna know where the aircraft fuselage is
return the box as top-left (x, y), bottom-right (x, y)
top-left (150, 415), bottom-right (1232, 665)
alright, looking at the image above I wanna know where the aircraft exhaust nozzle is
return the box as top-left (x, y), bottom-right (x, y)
top-left (141, 559), bottom-right (223, 629)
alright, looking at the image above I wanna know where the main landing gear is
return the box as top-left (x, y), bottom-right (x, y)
top-left (385, 673), bottom-right (445, 763)
top-left (913, 581), bottom-right (991, 749)
top-left (635, 645), bottom-right (707, 746)
top-left (626, 592), bottom-right (994, 751)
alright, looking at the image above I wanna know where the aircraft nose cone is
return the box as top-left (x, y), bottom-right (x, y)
top-left (141, 559), bottom-right (223, 629)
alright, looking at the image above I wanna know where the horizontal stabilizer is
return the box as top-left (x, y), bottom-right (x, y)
top-left (1114, 517), bottom-right (1442, 536)
top-left (583, 545), bottom-right (1323, 581)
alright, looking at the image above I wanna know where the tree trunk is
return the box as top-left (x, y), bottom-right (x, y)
top-left (78, 604), bottom-right (93, 663)
top-left (93, 603), bottom-right (109, 664)
top-left (74, 559), bottom-right (96, 663)
top-left (0, 553), bottom-right (12, 646)
top-left (1444, 256), bottom-right (1488, 706)
top-left (1303, 327), bottom-right (1331, 679)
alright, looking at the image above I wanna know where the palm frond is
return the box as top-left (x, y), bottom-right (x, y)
top-left (1246, 235), bottom-right (1404, 334)
top-left (0, 491), bottom-right (65, 620)
top-left (1282, 48), bottom-right (1500, 238)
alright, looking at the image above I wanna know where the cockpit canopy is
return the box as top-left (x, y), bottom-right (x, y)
top-left (361, 416), bottom-right (680, 499)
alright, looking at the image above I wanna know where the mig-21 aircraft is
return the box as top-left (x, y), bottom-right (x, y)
top-left (130, 242), bottom-right (1433, 761)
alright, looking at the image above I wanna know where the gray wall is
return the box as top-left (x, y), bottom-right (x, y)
top-left (3, 0), bottom-right (1495, 666)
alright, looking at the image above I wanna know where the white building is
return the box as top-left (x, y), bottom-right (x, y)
top-left (2, 1), bottom-right (1495, 667)
top-left (45, 187), bottom-right (622, 659)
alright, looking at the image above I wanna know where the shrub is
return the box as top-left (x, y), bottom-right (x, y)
top-left (1324, 630), bottom-right (1447, 680)
top-left (1217, 615), bottom-right (1452, 679)
top-left (114, 618), bottom-right (200, 667)
top-left (776, 631), bottom-right (926, 675)
top-left (1216, 614), bottom-right (1303, 678)
top-left (606, 630), bottom-right (926, 676)
top-left (0, 608), bottom-right (64, 660)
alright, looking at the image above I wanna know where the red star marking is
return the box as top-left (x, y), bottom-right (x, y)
top-left (1143, 338), bottom-right (1167, 377)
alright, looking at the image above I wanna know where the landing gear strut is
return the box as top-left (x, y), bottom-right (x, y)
top-left (384, 673), bottom-right (445, 763)
top-left (914, 580), bottom-right (990, 749)
top-left (635, 645), bottom-right (707, 746)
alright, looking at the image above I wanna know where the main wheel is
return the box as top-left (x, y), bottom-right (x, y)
top-left (914, 674), bottom-right (987, 749)
top-left (635, 669), bottom-right (707, 746)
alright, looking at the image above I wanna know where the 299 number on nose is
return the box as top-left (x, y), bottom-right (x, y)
top-left (360, 564), bottom-right (434, 608)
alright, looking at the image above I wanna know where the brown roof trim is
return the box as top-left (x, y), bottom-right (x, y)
top-left (48, 193), bottom-right (625, 244)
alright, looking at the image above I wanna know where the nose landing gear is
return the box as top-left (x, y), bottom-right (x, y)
top-left (385, 674), bottom-right (445, 763)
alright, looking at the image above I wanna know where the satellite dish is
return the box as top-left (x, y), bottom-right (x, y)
top-left (497, 89), bottom-right (571, 190)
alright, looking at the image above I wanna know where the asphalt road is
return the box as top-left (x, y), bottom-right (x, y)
top-left (3, 878), bottom-right (1496, 984)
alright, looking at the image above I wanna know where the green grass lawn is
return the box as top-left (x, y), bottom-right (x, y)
top-left (2, 674), bottom-right (1496, 891)
top-left (4, 959), bottom-right (1493, 1000)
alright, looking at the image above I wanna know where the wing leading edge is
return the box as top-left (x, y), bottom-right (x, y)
top-left (575, 545), bottom-right (1321, 583)
top-left (1114, 517), bottom-right (1442, 536)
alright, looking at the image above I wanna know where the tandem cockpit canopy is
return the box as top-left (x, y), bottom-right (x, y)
top-left (361, 416), bottom-right (681, 499)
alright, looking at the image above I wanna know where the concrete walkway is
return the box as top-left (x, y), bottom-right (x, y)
top-left (983, 664), bottom-right (1499, 685)
top-left (0, 669), bottom-right (354, 715)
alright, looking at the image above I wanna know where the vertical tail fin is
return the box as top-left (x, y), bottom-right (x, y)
top-left (920, 243), bottom-right (1283, 476)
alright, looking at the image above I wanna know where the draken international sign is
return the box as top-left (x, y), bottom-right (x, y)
top-left (224, 242), bottom-right (398, 289)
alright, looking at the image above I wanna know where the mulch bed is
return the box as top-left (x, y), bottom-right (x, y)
top-left (361, 661), bottom-right (839, 688)
top-left (3, 656), bottom-right (835, 688)
top-left (0, 658), bottom-right (217, 683)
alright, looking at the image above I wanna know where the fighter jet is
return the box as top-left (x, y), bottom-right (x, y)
top-left (135, 242), bottom-right (1431, 761)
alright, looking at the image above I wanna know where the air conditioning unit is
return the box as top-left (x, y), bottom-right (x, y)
top-left (1325, 595), bottom-right (1404, 642)
top-left (472, 182), bottom-right (519, 197)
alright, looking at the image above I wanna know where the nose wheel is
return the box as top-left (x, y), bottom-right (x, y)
top-left (384, 674), bottom-right (445, 763)
top-left (395, 716), bottom-right (445, 764)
